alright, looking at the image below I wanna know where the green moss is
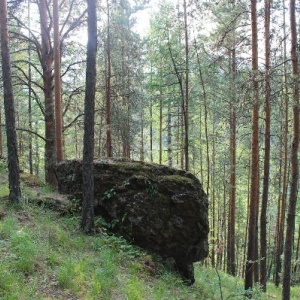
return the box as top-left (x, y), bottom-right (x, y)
top-left (20, 172), bottom-right (44, 187)
top-left (162, 174), bottom-right (195, 186)
top-left (114, 161), bottom-right (152, 173)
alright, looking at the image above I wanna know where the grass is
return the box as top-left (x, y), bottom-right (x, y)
top-left (0, 172), bottom-right (300, 299)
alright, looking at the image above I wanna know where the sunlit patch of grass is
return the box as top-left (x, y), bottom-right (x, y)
top-left (0, 263), bottom-right (25, 299)
top-left (125, 276), bottom-right (146, 300)
top-left (0, 186), bottom-right (9, 198)
top-left (39, 183), bottom-right (57, 194)
top-left (0, 215), bottom-right (17, 239)
top-left (10, 230), bottom-right (38, 275)
top-left (57, 258), bottom-right (78, 291)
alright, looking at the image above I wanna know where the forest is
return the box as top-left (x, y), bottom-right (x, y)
top-left (0, 0), bottom-right (300, 299)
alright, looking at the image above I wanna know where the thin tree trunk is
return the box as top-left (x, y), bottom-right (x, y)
top-left (28, 0), bottom-right (33, 174)
top-left (0, 0), bottom-right (22, 202)
top-left (245, 0), bottom-right (260, 290)
top-left (167, 101), bottom-right (172, 167)
top-left (106, 0), bottom-right (112, 158)
top-left (150, 66), bottom-right (153, 162)
top-left (211, 120), bottom-right (216, 268)
top-left (227, 31), bottom-right (237, 276)
top-left (53, 0), bottom-right (63, 162)
top-left (81, 0), bottom-right (97, 233)
top-left (260, 0), bottom-right (271, 291)
top-left (194, 42), bottom-right (210, 197)
top-left (243, 156), bottom-right (251, 279)
top-left (282, 0), bottom-right (299, 298)
top-left (140, 110), bottom-right (144, 161)
top-left (159, 81), bottom-right (163, 165)
top-left (183, 0), bottom-right (189, 171)
top-left (275, 0), bottom-right (289, 286)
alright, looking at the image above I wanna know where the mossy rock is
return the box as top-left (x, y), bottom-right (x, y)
top-left (55, 159), bottom-right (209, 285)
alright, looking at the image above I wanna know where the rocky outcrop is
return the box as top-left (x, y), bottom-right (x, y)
top-left (55, 159), bottom-right (209, 285)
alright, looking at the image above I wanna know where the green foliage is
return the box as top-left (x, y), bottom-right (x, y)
top-left (145, 178), bottom-right (158, 196)
top-left (103, 186), bottom-right (117, 200)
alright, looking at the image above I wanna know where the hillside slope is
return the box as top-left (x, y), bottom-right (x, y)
top-left (0, 170), bottom-right (298, 299)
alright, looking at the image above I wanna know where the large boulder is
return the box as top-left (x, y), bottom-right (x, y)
top-left (55, 159), bottom-right (209, 284)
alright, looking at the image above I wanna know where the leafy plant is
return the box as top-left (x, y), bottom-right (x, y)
top-left (145, 178), bottom-right (158, 196)
top-left (103, 186), bottom-right (117, 200)
top-left (123, 178), bottom-right (130, 187)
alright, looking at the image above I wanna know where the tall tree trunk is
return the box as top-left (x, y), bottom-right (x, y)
top-left (282, 0), bottom-right (299, 298)
top-left (260, 0), bottom-right (271, 291)
top-left (81, 0), bottom-right (97, 233)
top-left (275, 0), bottom-right (289, 286)
top-left (106, 0), bottom-right (112, 158)
top-left (159, 81), bottom-right (163, 165)
top-left (150, 66), bottom-right (153, 162)
top-left (183, 0), bottom-right (189, 171)
top-left (227, 29), bottom-right (237, 276)
top-left (53, 0), bottom-right (63, 162)
top-left (28, 0), bottom-right (33, 174)
top-left (211, 119), bottom-right (216, 267)
top-left (167, 101), bottom-right (172, 167)
top-left (38, 0), bottom-right (57, 186)
top-left (140, 110), bottom-right (144, 161)
top-left (0, 0), bottom-right (22, 202)
top-left (245, 0), bottom-right (260, 294)
top-left (194, 42), bottom-right (209, 196)
top-left (242, 157), bottom-right (251, 278)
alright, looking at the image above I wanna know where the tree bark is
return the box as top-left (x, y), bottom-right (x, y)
top-left (106, 0), bottom-right (112, 158)
top-left (260, 0), bottom-right (271, 291)
top-left (81, 0), bottom-right (97, 233)
top-left (274, 0), bottom-right (289, 286)
top-left (0, 0), bottom-right (22, 202)
top-left (53, 0), bottom-right (64, 162)
top-left (282, 0), bottom-right (299, 298)
top-left (38, 0), bottom-right (57, 186)
top-left (245, 0), bottom-right (260, 295)
top-left (183, 0), bottom-right (189, 171)
top-left (227, 25), bottom-right (237, 276)
top-left (27, 0), bottom-right (33, 174)
top-left (167, 101), bottom-right (172, 167)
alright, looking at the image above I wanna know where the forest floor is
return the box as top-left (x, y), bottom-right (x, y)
top-left (0, 168), bottom-right (299, 299)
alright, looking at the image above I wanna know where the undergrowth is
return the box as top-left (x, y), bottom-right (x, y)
top-left (0, 180), bottom-right (299, 299)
